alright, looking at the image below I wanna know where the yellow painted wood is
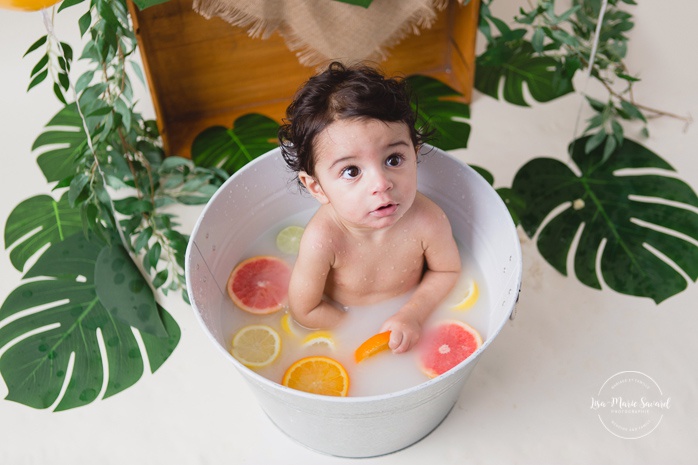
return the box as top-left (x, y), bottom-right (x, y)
top-left (129, 0), bottom-right (480, 157)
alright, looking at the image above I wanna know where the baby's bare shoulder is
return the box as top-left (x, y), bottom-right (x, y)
top-left (300, 208), bottom-right (344, 253)
top-left (410, 193), bottom-right (451, 227)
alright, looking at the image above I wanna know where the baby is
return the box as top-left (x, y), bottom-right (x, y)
top-left (278, 62), bottom-right (461, 354)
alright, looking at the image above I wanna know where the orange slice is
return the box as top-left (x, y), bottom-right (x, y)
top-left (354, 331), bottom-right (391, 363)
top-left (227, 256), bottom-right (291, 314)
top-left (282, 356), bottom-right (350, 397)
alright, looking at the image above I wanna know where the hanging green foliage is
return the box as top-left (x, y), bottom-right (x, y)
top-left (1, 0), bottom-right (224, 410)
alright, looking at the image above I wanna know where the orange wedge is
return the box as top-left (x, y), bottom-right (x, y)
top-left (354, 331), bottom-right (391, 363)
top-left (282, 356), bottom-right (350, 397)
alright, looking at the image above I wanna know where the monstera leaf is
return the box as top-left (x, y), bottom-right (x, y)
top-left (512, 137), bottom-right (698, 303)
top-left (407, 75), bottom-right (471, 150)
top-left (4, 192), bottom-right (82, 272)
top-left (475, 39), bottom-right (575, 106)
top-left (191, 113), bottom-right (278, 175)
top-left (0, 233), bottom-right (179, 410)
top-left (31, 103), bottom-right (87, 183)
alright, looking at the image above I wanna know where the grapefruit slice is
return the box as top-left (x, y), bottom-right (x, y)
top-left (227, 256), bottom-right (291, 314)
top-left (354, 331), bottom-right (391, 363)
top-left (282, 356), bottom-right (350, 397)
top-left (418, 320), bottom-right (482, 378)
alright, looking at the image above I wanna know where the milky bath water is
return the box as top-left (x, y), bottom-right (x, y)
top-left (219, 207), bottom-right (490, 397)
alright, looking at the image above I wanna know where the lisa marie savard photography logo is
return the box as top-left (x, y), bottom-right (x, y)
top-left (591, 371), bottom-right (672, 439)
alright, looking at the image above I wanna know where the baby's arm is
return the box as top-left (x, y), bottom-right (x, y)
top-left (287, 222), bottom-right (345, 329)
top-left (381, 206), bottom-right (460, 353)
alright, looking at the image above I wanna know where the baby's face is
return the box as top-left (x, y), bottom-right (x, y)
top-left (300, 118), bottom-right (418, 231)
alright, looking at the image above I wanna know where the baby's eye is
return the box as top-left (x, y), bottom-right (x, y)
top-left (386, 154), bottom-right (404, 167)
top-left (341, 166), bottom-right (361, 179)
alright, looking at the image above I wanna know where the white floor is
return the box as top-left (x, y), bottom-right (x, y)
top-left (1, 1), bottom-right (697, 464)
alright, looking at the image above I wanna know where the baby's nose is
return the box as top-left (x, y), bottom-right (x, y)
top-left (371, 170), bottom-right (393, 194)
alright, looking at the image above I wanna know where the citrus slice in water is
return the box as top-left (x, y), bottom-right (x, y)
top-left (282, 356), bottom-right (350, 397)
top-left (302, 331), bottom-right (336, 350)
top-left (227, 256), bottom-right (291, 314)
top-left (280, 313), bottom-right (301, 337)
top-left (418, 320), bottom-right (482, 378)
top-left (354, 331), bottom-right (391, 363)
top-left (451, 279), bottom-right (479, 311)
top-left (276, 225), bottom-right (304, 255)
top-left (231, 324), bottom-right (281, 368)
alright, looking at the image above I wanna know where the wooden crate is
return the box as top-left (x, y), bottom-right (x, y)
top-left (129, 0), bottom-right (480, 157)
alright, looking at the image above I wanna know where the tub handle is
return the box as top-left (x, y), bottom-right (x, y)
top-left (509, 289), bottom-right (521, 320)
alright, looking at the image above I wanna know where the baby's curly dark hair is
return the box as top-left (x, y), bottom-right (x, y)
top-left (278, 62), bottom-right (432, 186)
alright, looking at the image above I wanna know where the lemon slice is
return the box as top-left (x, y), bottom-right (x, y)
top-left (451, 279), bottom-right (479, 311)
top-left (281, 313), bottom-right (301, 337)
top-left (276, 225), bottom-right (305, 255)
top-left (302, 331), bottom-right (336, 350)
top-left (231, 324), bottom-right (281, 368)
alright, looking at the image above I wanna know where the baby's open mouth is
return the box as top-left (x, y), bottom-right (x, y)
top-left (371, 203), bottom-right (398, 216)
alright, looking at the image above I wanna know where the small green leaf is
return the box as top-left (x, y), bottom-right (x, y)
top-left (79, 11), bottom-right (92, 37)
top-left (146, 242), bottom-right (162, 271)
top-left (58, 72), bottom-right (70, 91)
top-left (68, 173), bottom-right (90, 206)
top-left (75, 70), bottom-right (94, 94)
top-left (584, 130), bottom-right (606, 153)
top-left (130, 0), bottom-right (171, 10)
top-left (27, 69), bottom-right (48, 92)
top-left (331, 0), bottom-right (372, 7)
top-left (57, 0), bottom-right (85, 12)
top-left (619, 100), bottom-right (647, 122)
top-left (53, 83), bottom-right (67, 105)
top-left (531, 28), bottom-right (545, 53)
top-left (153, 269), bottom-right (168, 288)
top-left (59, 42), bottom-right (73, 65)
top-left (30, 54), bottom-right (49, 78)
top-left (23, 35), bottom-right (47, 57)
top-left (113, 197), bottom-right (153, 215)
top-left (134, 227), bottom-right (152, 252)
top-left (129, 61), bottom-right (146, 85)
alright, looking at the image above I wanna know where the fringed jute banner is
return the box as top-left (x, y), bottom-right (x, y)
top-left (193, 0), bottom-right (453, 67)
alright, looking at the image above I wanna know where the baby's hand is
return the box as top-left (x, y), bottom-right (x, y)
top-left (380, 314), bottom-right (422, 354)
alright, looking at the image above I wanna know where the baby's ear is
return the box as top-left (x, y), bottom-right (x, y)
top-left (299, 171), bottom-right (329, 204)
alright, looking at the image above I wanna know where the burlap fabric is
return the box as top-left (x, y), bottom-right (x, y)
top-left (193, 0), bottom-right (453, 67)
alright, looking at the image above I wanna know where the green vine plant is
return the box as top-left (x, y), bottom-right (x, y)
top-left (1, 0), bottom-right (224, 410)
top-left (474, 0), bottom-right (697, 302)
top-left (2, 0), bottom-right (697, 411)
